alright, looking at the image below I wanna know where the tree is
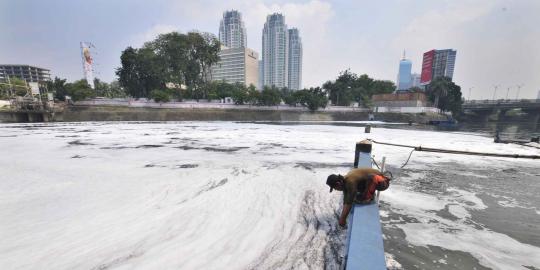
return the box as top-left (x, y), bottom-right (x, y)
top-left (370, 80), bottom-right (395, 95)
top-left (66, 79), bottom-right (95, 101)
top-left (246, 84), bottom-right (260, 105)
top-left (151, 89), bottom-right (171, 103)
top-left (296, 87), bottom-right (328, 111)
top-left (323, 70), bottom-right (397, 107)
top-left (117, 31), bottom-right (221, 100)
top-left (426, 77), bottom-right (463, 116)
top-left (8, 77), bottom-right (30, 97)
top-left (323, 69), bottom-right (357, 106)
top-left (409, 86), bottom-right (423, 93)
top-left (108, 80), bottom-right (128, 98)
top-left (187, 32), bottom-right (221, 88)
top-left (93, 78), bottom-right (110, 97)
top-left (280, 87), bottom-right (299, 106)
top-left (116, 46), bottom-right (168, 98)
top-left (231, 83), bottom-right (248, 105)
top-left (47, 77), bottom-right (68, 101)
top-left (259, 86), bottom-right (281, 106)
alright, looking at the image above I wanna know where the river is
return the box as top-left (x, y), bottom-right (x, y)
top-left (0, 121), bottom-right (539, 269)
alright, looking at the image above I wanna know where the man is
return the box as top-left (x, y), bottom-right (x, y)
top-left (326, 168), bottom-right (391, 227)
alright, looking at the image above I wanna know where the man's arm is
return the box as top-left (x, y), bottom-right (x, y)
top-left (339, 203), bottom-right (353, 226)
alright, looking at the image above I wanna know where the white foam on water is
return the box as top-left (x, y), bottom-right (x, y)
top-left (400, 222), bottom-right (540, 269)
top-left (385, 252), bottom-right (403, 270)
top-left (1, 121), bottom-right (539, 269)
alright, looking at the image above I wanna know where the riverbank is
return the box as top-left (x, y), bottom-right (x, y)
top-left (0, 105), bottom-right (448, 123)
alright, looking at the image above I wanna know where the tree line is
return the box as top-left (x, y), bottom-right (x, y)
top-left (17, 29), bottom-right (462, 114)
top-left (322, 69), bottom-right (396, 107)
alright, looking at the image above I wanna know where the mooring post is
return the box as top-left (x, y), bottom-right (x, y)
top-left (364, 125), bottom-right (371, 134)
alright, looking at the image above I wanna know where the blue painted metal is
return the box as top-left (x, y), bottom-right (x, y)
top-left (344, 140), bottom-right (386, 270)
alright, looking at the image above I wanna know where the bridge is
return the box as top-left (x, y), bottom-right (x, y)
top-left (463, 99), bottom-right (540, 124)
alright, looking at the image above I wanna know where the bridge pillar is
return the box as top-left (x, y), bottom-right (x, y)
top-left (498, 108), bottom-right (509, 120)
top-left (522, 109), bottom-right (540, 130)
top-left (471, 109), bottom-right (494, 123)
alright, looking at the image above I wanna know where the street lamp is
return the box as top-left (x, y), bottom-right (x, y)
top-left (516, 84), bottom-right (524, 100)
top-left (492, 84), bottom-right (500, 100)
top-left (505, 87), bottom-right (511, 100)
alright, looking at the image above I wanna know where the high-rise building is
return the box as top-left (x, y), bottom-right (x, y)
top-left (420, 49), bottom-right (457, 85)
top-left (537, 90), bottom-right (540, 99)
top-left (287, 28), bottom-right (302, 90)
top-left (396, 51), bottom-right (412, 90)
top-left (219, 10), bottom-right (247, 49)
top-left (411, 73), bottom-right (421, 88)
top-left (211, 46), bottom-right (258, 87)
top-left (0, 64), bottom-right (51, 84)
top-left (262, 13), bottom-right (289, 88)
top-left (258, 60), bottom-right (263, 90)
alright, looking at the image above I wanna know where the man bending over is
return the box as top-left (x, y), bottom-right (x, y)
top-left (326, 168), bottom-right (391, 227)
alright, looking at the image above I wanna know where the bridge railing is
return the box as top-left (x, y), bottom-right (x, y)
top-left (464, 99), bottom-right (540, 105)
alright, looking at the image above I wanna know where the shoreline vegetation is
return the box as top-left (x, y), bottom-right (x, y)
top-left (2, 31), bottom-right (464, 121)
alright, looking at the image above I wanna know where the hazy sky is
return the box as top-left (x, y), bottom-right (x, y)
top-left (1, 0), bottom-right (539, 99)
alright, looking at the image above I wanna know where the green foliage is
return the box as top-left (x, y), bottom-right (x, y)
top-left (231, 83), bottom-right (248, 105)
top-left (409, 86), bottom-right (423, 93)
top-left (259, 86), bottom-right (282, 106)
top-left (47, 77), bottom-right (68, 101)
top-left (295, 87), bottom-right (328, 111)
top-left (107, 80), bottom-right (128, 98)
top-left (426, 77), bottom-right (463, 116)
top-left (94, 78), bottom-right (126, 98)
top-left (150, 89), bottom-right (171, 103)
top-left (116, 31), bottom-right (220, 99)
top-left (280, 88), bottom-right (298, 106)
top-left (116, 46), bottom-right (166, 98)
top-left (246, 84), bottom-right (260, 105)
top-left (323, 69), bottom-right (396, 107)
top-left (0, 84), bottom-right (8, 99)
top-left (4, 77), bottom-right (30, 97)
top-left (66, 79), bottom-right (95, 101)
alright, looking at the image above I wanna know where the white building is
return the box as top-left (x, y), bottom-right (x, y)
top-left (219, 10), bottom-right (247, 49)
top-left (211, 47), bottom-right (259, 87)
top-left (411, 73), bottom-right (421, 88)
top-left (262, 13), bottom-right (289, 89)
top-left (287, 28), bottom-right (302, 90)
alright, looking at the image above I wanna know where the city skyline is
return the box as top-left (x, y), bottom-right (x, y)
top-left (1, 1), bottom-right (539, 99)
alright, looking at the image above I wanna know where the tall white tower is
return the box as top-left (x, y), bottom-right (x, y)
top-left (262, 13), bottom-right (288, 88)
top-left (219, 10), bottom-right (247, 49)
top-left (287, 28), bottom-right (302, 90)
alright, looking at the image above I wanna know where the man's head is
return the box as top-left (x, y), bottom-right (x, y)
top-left (326, 174), bottom-right (344, 192)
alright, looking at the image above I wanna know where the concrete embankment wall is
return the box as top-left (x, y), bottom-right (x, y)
top-left (58, 106), bottom-right (445, 123)
top-left (0, 105), bottom-right (448, 123)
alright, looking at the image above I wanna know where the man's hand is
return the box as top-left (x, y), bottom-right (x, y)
top-left (339, 203), bottom-right (352, 229)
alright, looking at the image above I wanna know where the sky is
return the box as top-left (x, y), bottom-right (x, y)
top-left (1, 0), bottom-right (539, 99)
